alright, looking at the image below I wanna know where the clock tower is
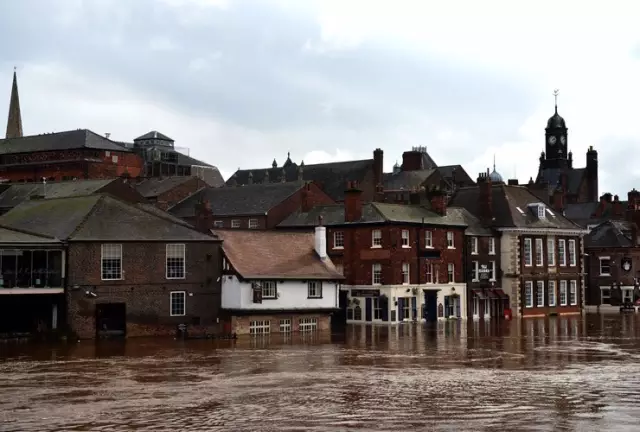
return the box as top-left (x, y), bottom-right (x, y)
top-left (542, 89), bottom-right (568, 170)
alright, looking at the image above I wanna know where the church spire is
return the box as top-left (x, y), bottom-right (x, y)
top-left (5, 67), bottom-right (23, 139)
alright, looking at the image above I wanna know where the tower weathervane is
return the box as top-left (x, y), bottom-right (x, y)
top-left (553, 89), bottom-right (559, 113)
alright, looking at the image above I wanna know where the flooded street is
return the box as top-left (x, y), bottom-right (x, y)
top-left (2, 314), bottom-right (640, 431)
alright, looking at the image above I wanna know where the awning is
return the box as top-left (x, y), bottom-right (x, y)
top-left (485, 290), bottom-right (498, 299)
top-left (472, 289), bottom-right (486, 299)
top-left (493, 289), bottom-right (509, 299)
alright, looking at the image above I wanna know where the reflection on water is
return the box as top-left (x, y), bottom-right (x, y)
top-left (2, 314), bottom-right (640, 431)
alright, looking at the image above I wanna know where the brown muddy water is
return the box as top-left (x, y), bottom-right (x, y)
top-left (1, 314), bottom-right (640, 431)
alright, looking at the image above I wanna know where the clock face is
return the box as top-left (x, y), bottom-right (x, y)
top-left (548, 136), bottom-right (557, 145)
top-left (560, 136), bottom-right (566, 145)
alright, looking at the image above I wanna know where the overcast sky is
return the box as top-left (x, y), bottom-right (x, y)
top-left (1, 0), bottom-right (640, 195)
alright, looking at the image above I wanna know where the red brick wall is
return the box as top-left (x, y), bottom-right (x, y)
top-left (328, 224), bottom-right (465, 285)
top-left (154, 177), bottom-right (207, 210)
top-left (66, 241), bottom-right (222, 339)
top-left (231, 313), bottom-right (331, 335)
top-left (586, 247), bottom-right (640, 305)
top-left (266, 182), bottom-right (335, 228)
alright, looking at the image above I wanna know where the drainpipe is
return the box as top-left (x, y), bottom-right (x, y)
top-left (462, 231), bottom-right (469, 318)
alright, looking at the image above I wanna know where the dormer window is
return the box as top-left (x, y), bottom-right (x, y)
top-left (527, 202), bottom-right (546, 219)
top-left (537, 205), bottom-right (546, 218)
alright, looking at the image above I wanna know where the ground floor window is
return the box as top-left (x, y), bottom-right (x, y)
top-left (570, 280), bottom-right (578, 305)
top-left (170, 291), bottom-right (186, 316)
top-left (524, 281), bottom-right (533, 308)
top-left (444, 295), bottom-right (460, 318)
top-left (601, 287), bottom-right (611, 305)
top-left (622, 288), bottom-right (633, 304)
top-left (299, 317), bottom-right (318, 332)
top-left (279, 318), bottom-right (291, 333)
top-left (249, 320), bottom-right (270, 334)
top-left (473, 297), bottom-right (479, 315)
top-left (353, 306), bottom-right (362, 320)
top-left (402, 297), bottom-right (411, 319)
top-left (373, 297), bottom-right (381, 320)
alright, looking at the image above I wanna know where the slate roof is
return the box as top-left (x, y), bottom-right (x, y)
top-left (0, 129), bottom-right (130, 155)
top-left (227, 159), bottom-right (374, 201)
top-left (278, 202), bottom-right (468, 228)
top-left (134, 176), bottom-right (194, 198)
top-left (383, 169), bottom-right (436, 191)
top-left (0, 179), bottom-right (117, 211)
top-left (564, 202), bottom-right (600, 227)
top-left (536, 167), bottom-right (586, 196)
top-left (0, 194), bottom-right (214, 241)
top-left (134, 131), bottom-right (174, 142)
top-left (450, 184), bottom-right (583, 230)
top-left (214, 230), bottom-right (343, 280)
top-left (585, 220), bottom-right (635, 248)
top-left (169, 181), bottom-right (307, 218)
top-left (0, 226), bottom-right (61, 244)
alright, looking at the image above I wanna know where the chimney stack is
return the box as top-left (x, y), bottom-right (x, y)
top-left (315, 216), bottom-right (327, 259)
top-left (194, 199), bottom-right (213, 233)
top-left (477, 169), bottom-right (493, 224)
top-left (401, 146), bottom-right (426, 171)
top-left (301, 183), bottom-right (312, 212)
top-left (373, 148), bottom-right (383, 189)
top-left (612, 194), bottom-right (624, 219)
top-left (551, 187), bottom-right (564, 212)
top-left (427, 186), bottom-right (447, 216)
top-left (344, 181), bottom-right (363, 222)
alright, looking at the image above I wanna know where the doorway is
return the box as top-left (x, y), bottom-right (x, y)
top-left (423, 290), bottom-right (438, 322)
top-left (95, 303), bottom-right (126, 339)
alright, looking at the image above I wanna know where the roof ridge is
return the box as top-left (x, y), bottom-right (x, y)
top-left (167, 186), bottom-right (207, 212)
top-left (66, 195), bottom-right (105, 240)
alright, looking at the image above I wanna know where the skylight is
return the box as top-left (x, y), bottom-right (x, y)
top-left (516, 207), bottom-right (525, 214)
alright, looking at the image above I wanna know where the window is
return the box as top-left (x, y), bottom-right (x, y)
top-left (402, 298), bottom-right (411, 319)
top-left (548, 281), bottom-right (556, 306)
top-left (547, 238), bottom-right (556, 266)
top-left (372, 230), bottom-right (382, 247)
top-left (279, 319), bottom-right (291, 333)
top-left (170, 291), bottom-right (186, 316)
top-left (402, 263), bottom-right (410, 284)
top-left (471, 237), bottom-right (478, 254)
top-left (231, 219), bottom-right (240, 228)
top-left (261, 281), bottom-right (277, 299)
top-left (373, 297), bottom-right (381, 320)
top-left (558, 239), bottom-right (566, 266)
top-left (536, 281), bottom-right (545, 307)
top-left (568, 240), bottom-right (577, 266)
top-left (213, 220), bottom-right (224, 228)
top-left (489, 237), bottom-right (496, 255)
top-left (489, 261), bottom-right (496, 281)
top-left (601, 287), bottom-right (611, 305)
top-left (535, 238), bottom-right (544, 267)
top-left (401, 230), bottom-right (410, 247)
top-left (524, 281), bottom-right (533, 308)
top-left (559, 280), bottom-right (568, 306)
top-left (425, 231), bottom-right (433, 248)
top-left (248, 219), bottom-right (259, 229)
top-left (101, 244), bottom-right (122, 280)
top-left (426, 262), bottom-right (433, 283)
top-left (472, 261), bottom-right (479, 281)
top-left (447, 263), bottom-right (455, 283)
top-left (569, 280), bottom-right (578, 305)
top-left (166, 244), bottom-right (186, 279)
top-left (599, 257), bottom-right (611, 276)
top-left (537, 205), bottom-right (545, 218)
top-left (299, 317), bottom-right (318, 332)
top-left (372, 263), bottom-right (382, 285)
top-left (523, 238), bottom-right (532, 267)
top-left (433, 264), bottom-right (440, 284)
top-left (447, 232), bottom-right (455, 248)
top-left (112, 155), bottom-right (119, 164)
top-left (249, 320), bottom-right (270, 334)
top-left (333, 231), bottom-right (344, 248)
top-left (308, 281), bottom-right (322, 298)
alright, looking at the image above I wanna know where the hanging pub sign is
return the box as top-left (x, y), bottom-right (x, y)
top-left (621, 257), bottom-right (632, 273)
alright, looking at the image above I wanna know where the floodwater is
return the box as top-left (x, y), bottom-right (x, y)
top-left (1, 315), bottom-right (640, 432)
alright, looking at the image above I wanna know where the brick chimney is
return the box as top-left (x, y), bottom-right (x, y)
top-left (427, 186), bottom-right (447, 216)
top-left (195, 199), bottom-right (213, 233)
top-left (602, 192), bottom-right (613, 203)
top-left (344, 181), bottom-right (363, 222)
top-left (612, 195), bottom-right (624, 219)
top-left (628, 188), bottom-right (640, 210)
top-left (551, 187), bottom-right (564, 212)
top-left (301, 183), bottom-right (312, 212)
top-left (374, 183), bottom-right (385, 202)
top-left (401, 146), bottom-right (425, 171)
top-left (315, 216), bottom-right (327, 259)
top-left (477, 169), bottom-right (493, 224)
top-left (373, 148), bottom-right (383, 188)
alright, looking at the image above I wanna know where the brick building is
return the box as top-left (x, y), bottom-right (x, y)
top-left (0, 193), bottom-right (222, 339)
top-left (216, 229), bottom-right (343, 336)
top-left (279, 182), bottom-right (471, 323)
top-left (451, 170), bottom-right (587, 317)
top-left (134, 176), bottom-right (208, 211)
top-left (169, 180), bottom-right (334, 231)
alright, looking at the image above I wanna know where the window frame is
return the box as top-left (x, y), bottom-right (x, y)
top-left (489, 260), bottom-right (496, 281)
top-left (261, 281), bottom-right (277, 299)
top-left (231, 219), bottom-right (241, 228)
top-left (569, 280), bottom-right (578, 305)
top-left (488, 237), bottom-right (496, 255)
top-left (371, 230), bottom-right (382, 247)
top-left (446, 232), bottom-right (455, 249)
top-left (523, 238), bottom-right (532, 267)
top-left (166, 243), bottom-right (186, 280)
top-left (559, 280), bottom-right (568, 306)
top-left (471, 237), bottom-right (478, 255)
top-left (568, 239), bottom-right (577, 267)
top-left (599, 256), bottom-right (611, 276)
top-left (213, 220), bottom-right (224, 228)
top-left (472, 260), bottom-right (479, 282)
top-left (447, 263), bottom-right (455, 283)
top-left (170, 291), bottom-right (186, 316)
top-left (524, 281), bottom-right (533, 308)
top-left (372, 263), bottom-right (382, 285)
top-left (307, 281), bottom-right (323, 299)
top-left (248, 219), bottom-right (259, 229)
top-left (401, 230), bottom-right (410, 248)
top-left (333, 231), bottom-right (344, 249)
top-left (535, 238), bottom-right (544, 267)
top-left (425, 231), bottom-right (433, 248)
top-left (547, 238), bottom-right (556, 267)
top-left (548, 280), bottom-right (556, 307)
top-left (558, 239), bottom-right (566, 266)
top-left (536, 280), bottom-right (545, 307)
top-left (101, 243), bottom-right (123, 281)
top-left (402, 262), bottom-right (410, 284)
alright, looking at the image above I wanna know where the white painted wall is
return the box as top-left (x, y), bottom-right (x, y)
top-left (221, 275), bottom-right (338, 310)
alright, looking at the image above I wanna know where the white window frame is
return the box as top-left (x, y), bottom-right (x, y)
top-left (489, 260), bottom-right (496, 281)
top-left (166, 244), bottom-right (186, 279)
top-left (213, 220), bottom-right (224, 228)
top-left (488, 237), bottom-right (496, 255)
top-left (447, 232), bottom-right (455, 248)
top-left (170, 291), bottom-right (186, 316)
top-left (569, 280), bottom-right (578, 305)
top-left (231, 219), bottom-right (241, 228)
top-left (559, 280), bottom-right (568, 306)
top-left (401, 230), bottom-right (410, 248)
top-left (471, 237), bottom-right (478, 255)
top-left (568, 239), bottom-right (577, 267)
top-left (600, 287), bottom-right (611, 305)
top-left (248, 219), bottom-right (259, 229)
top-left (558, 239), bottom-right (566, 266)
top-left (307, 281), bottom-right (322, 298)
top-left (535, 238), bottom-right (544, 267)
top-left (249, 320), bottom-right (270, 334)
top-left (372, 230), bottom-right (382, 247)
top-left (279, 318), bottom-right (291, 333)
top-left (426, 262), bottom-right (433, 284)
top-left (537, 205), bottom-right (545, 219)
top-left (402, 262), bottom-right (410, 284)
top-left (447, 263), bottom-right (455, 283)
top-left (523, 238), bottom-right (532, 267)
top-left (599, 256), bottom-right (611, 276)
top-left (547, 237), bottom-right (556, 267)
top-left (333, 231), bottom-right (344, 249)
top-left (472, 261), bottom-right (479, 282)
top-left (261, 281), bottom-right (277, 299)
top-left (372, 263), bottom-right (382, 285)
top-left (548, 280), bottom-right (556, 306)
top-left (299, 317), bottom-right (318, 332)
top-left (536, 280), bottom-right (545, 307)
top-left (524, 281), bottom-right (533, 308)
top-left (425, 231), bottom-right (433, 248)
top-left (101, 243), bottom-right (123, 281)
